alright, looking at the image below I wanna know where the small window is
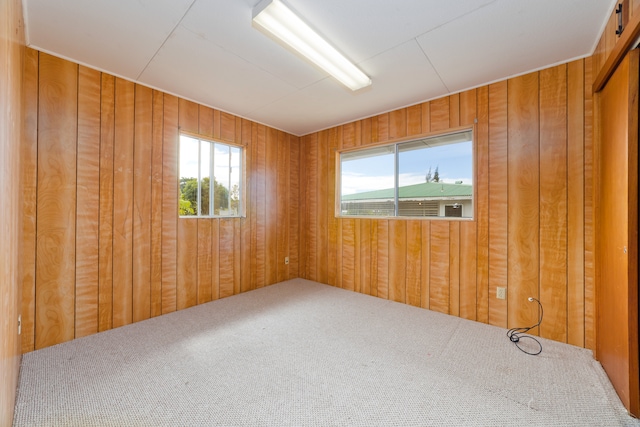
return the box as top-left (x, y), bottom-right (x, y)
top-left (338, 129), bottom-right (473, 219)
top-left (179, 134), bottom-right (243, 217)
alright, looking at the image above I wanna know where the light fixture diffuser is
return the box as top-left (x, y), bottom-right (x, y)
top-left (252, 0), bottom-right (371, 91)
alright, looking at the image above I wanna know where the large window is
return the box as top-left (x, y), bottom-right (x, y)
top-left (179, 134), bottom-right (243, 217)
top-left (339, 129), bottom-right (473, 219)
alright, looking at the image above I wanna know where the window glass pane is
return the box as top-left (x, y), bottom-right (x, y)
top-left (398, 134), bottom-right (473, 218)
top-left (230, 146), bottom-right (241, 215)
top-left (200, 141), bottom-right (211, 216)
top-left (340, 146), bottom-right (395, 216)
top-left (338, 130), bottom-right (473, 219)
top-left (179, 134), bottom-right (243, 218)
top-left (179, 136), bottom-right (199, 216)
top-left (213, 143), bottom-right (231, 216)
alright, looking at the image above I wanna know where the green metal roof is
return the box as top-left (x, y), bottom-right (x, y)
top-left (342, 181), bottom-right (472, 201)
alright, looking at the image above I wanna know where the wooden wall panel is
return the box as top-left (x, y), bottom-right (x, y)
top-left (75, 66), bottom-right (101, 338)
top-left (300, 60), bottom-right (595, 350)
top-left (449, 222), bottom-right (460, 316)
top-left (112, 78), bottom-right (134, 328)
top-left (219, 219), bottom-right (235, 298)
top-left (265, 128), bottom-right (278, 286)
top-left (161, 94), bottom-right (178, 314)
top-left (406, 220), bottom-right (422, 307)
top-left (240, 120), bottom-right (253, 291)
top-left (197, 219), bottom-right (213, 304)
top-left (35, 53), bottom-right (78, 349)
top-left (476, 86), bottom-right (490, 324)
top-left (429, 222), bottom-right (450, 313)
top-left (2, 0), bottom-right (24, 422)
top-left (21, 47), bottom-right (38, 353)
top-left (276, 131), bottom-right (288, 283)
top-left (133, 85), bottom-right (152, 323)
top-left (539, 65), bottom-right (568, 341)
top-left (21, 50), bottom-right (300, 351)
top-left (389, 220), bottom-right (407, 303)
top-left (567, 60), bottom-right (585, 348)
top-left (177, 219), bottom-right (198, 309)
top-left (507, 73), bottom-right (540, 331)
top-left (584, 56), bottom-right (596, 352)
top-left (150, 90), bottom-right (164, 318)
top-left (488, 81), bottom-right (508, 328)
top-left (288, 134), bottom-right (300, 279)
top-left (98, 74), bottom-right (115, 332)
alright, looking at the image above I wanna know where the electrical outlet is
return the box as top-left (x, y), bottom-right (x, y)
top-left (18, 314), bottom-right (21, 335)
top-left (496, 287), bottom-right (506, 300)
top-left (284, 257), bottom-right (289, 265)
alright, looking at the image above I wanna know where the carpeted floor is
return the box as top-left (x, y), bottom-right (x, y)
top-left (13, 279), bottom-right (640, 426)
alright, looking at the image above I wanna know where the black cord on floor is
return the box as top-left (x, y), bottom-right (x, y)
top-left (506, 297), bottom-right (543, 356)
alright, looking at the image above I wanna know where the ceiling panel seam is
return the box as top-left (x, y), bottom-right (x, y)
top-left (135, 0), bottom-right (198, 81)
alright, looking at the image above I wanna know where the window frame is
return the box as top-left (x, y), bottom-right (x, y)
top-left (335, 126), bottom-right (475, 221)
top-left (178, 131), bottom-right (246, 218)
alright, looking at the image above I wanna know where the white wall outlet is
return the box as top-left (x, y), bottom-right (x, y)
top-left (496, 287), bottom-right (506, 300)
top-left (284, 257), bottom-right (289, 265)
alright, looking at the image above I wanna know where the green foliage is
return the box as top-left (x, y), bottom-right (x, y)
top-left (179, 176), bottom-right (232, 216)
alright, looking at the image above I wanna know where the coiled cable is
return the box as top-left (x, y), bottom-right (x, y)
top-left (506, 297), bottom-right (543, 356)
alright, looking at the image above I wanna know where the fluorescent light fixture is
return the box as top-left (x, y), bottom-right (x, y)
top-left (252, 0), bottom-right (371, 91)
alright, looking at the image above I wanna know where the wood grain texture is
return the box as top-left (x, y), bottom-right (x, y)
top-left (342, 219), bottom-right (356, 291)
top-left (388, 220), bottom-right (407, 303)
top-left (317, 131), bottom-right (329, 284)
top-left (75, 65), bottom-right (101, 338)
top-left (133, 84), bottom-right (152, 323)
top-left (112, 78), bottom-right (134, 328)
top-left (241, 120), bottom-right (253, 291)
top-left (276, 131), bottom-right (288, 283)
top-left (488, 81), bottom-right (509, 328)
top-left (406, 220), bottom-right (422, 307)
top-left (327, 128), bottom-right (341, 288)
top-left (376, 221), bottom-right (389, 299)
top-left (2, 2), bottom-right (25, 423)
top-left (429, 222), bottom-right (450, 314)
top-left (539, 65), bottom-right (568, 342)
top-left (507, 73), bottom-right (540, 331)
top-left (476, 86), bottom-right (490, 324)
top-left (36, 53), bottom-right (78, 349)
top-left (583, 56), bottom-right (596, 352)
top-left (161, 94), bottom-right (179, 314)
top-left (421, 222), bottom-right (431, 309)
top-left (219, 219), bottom-right (235, 298)
top-left (596, 50), bottom-right (639, 416)
top-left (21, 48), bottom-right (38, 353)
top-left (150, 90), bottom-right (164, 318)
top-left (288, 134), bottom-right (300, 279)
top-left (177, 219), bottom-right (198, 309)
top-left (22, 52), bottom-right (302, 353)
top-left (567, 60), bottom-right (585, 348)
top-left (449, 222), bottom-right (460, 316)
top-left (98, 73), bottom-right (115, 332)
top-left (197, 219), bottom-right (212, 303)
top-left (430, 97), bottom-right (450, 132)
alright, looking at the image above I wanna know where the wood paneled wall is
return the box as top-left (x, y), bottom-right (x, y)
top-left (21, 49), bottom-right (300, 352)
top-left (300, 59), bottom-right (596, 349)
top-left (0, 0), bottom-right (24, 423)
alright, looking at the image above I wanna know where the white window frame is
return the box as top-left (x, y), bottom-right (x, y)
top-left (178, 132), bottom-right (245, 218)
top-left (336, 127), bottom-right (475, 220)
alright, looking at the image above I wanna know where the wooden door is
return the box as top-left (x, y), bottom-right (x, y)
top-left (596, 48), bottom-right (639, 417)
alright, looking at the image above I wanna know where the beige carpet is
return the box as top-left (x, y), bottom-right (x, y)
top-left (13, 279), bottom-right (640, 426)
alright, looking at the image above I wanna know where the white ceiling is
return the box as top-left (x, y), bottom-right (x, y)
top-left (23, 0), bottom-right (615, 136)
